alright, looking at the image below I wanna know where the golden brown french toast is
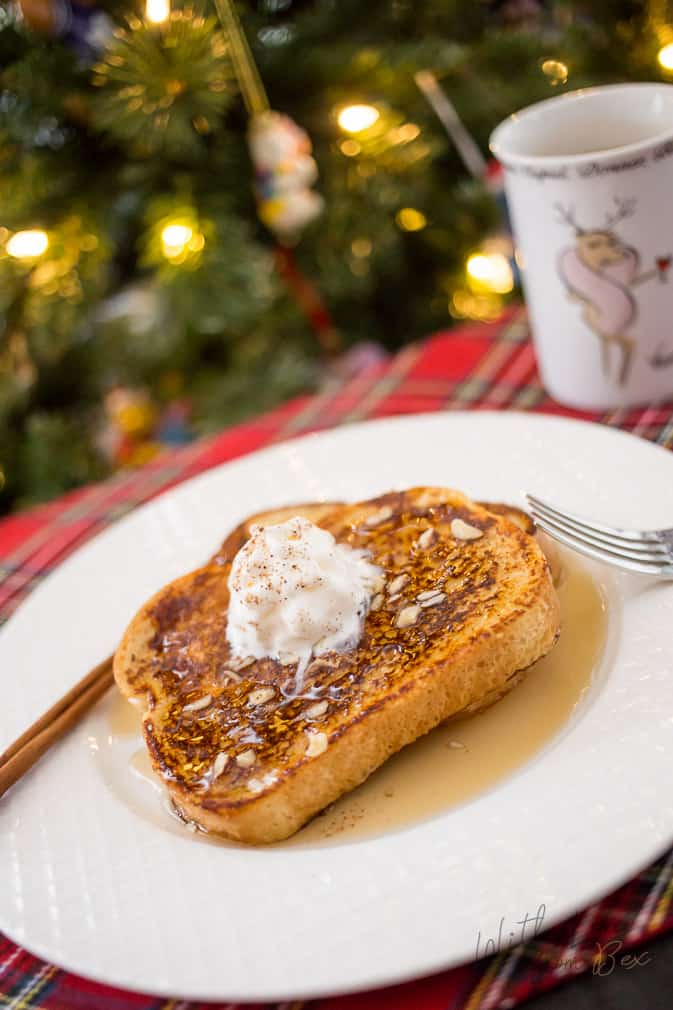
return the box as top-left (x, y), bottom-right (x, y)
top-left (114, 487), bottom-right (560, 844)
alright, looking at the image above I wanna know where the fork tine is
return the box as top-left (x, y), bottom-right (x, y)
top-left (526, 497), bottom-right (669, 560)
top-left (530, 512), bottom-right (673, 576)
top-left (526, 494), bottom-right (663, 545)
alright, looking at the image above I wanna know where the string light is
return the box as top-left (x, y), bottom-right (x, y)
top-left (337, 104), bottom-right (380, 133)
top-left (396, 208), bottom-right (427, 232)
top-left (146, 0), bottom-right (170, 24)
top-left (397, 123), bottom-right (420, 141)
top-left (339, 139), bottom-right (361, 157)
top-left (658, 43), bottom-right (673, 70)
top-left (450, 290), bottom-right (503, 322)
top-left (161, 222), bottom-right (194, 259)
top-left (6, 230), bottom-right (49, 259)
top-left (466, 252), bottom-right (514, 294)
top-left (540, 59), bottom-right (568, 85)
top-left (351, 237), bottom-right (372, 258)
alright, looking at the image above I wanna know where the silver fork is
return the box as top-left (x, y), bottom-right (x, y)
top-left (525, 494), bottom-right (673, 578)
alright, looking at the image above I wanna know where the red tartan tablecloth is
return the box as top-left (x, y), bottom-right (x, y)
top-left (2, 307), bottom-right (673, 1010)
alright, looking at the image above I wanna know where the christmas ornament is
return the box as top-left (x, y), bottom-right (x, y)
top-left (91, 9), bottom-right (234, 156)
top-left (248, 112), bottom-right (323, 235)
top-left (98, 385), bottom-right (192, 468)
top-left (98, 386), bottom-right (158, 467)
top-left (213, 0), bottom-right (323, 237)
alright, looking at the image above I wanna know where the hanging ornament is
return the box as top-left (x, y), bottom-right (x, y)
top-left (91, 10), bottom-right (234, 156)
top-left (97, 385), bottom-right (193, 468)
top-left (213, 0), bottom-right (323, 238)
top-left (98, 386), bottom-right (159, 467)
top-left (248, 112), bottom-right (324, 235)
top-left (208, 0), bottom-right (335, 351)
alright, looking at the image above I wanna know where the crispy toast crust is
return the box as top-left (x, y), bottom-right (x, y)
top-left (114, 488), bottom-right (560, 843)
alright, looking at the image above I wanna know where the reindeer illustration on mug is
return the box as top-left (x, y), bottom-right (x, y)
top-left (556, 197), bottom-right (670, 385)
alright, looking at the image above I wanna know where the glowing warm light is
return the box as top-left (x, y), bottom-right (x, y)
top-left (466, 252), bottom-right (514, 294)
top-left (396, 207), bottom-right (427, 232)
top-left (337, 104), bottom-right (380, 133)
top-left (161, 222), bottom-right (193, 257)
top-left (659, 43), bottom-right (673, 70)
top-left (540, 58), bottom-right (568, 85)
top-left (351, 237), bottom-right (372, 258)
top-left (339, 139), bottom-right (361, 156)
top-left (6, 230), bottom-right (49, 259)
top-left (188, 232), bottom-right (205, 252)
top-left (450, 289), bottom-right (503, 322)
top-left (399, 123), bottom-right (420, 141)
top-left (146, 0), bottom-right (170, 24)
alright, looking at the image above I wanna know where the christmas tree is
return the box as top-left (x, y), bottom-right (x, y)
top-left (0, 0), bottom-right (666, 511)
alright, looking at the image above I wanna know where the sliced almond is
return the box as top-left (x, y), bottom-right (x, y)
top-left (227, 655), bottom-right (255, 672)
top-left (364, 506), bottom-right (393, 527)
top-left (236, 749), bottom-right (256, 768)
top-left (248, 686), bottom-right (275, 705)
top-left (420, 592), bottom-right (446, 608)
top-left (370, 593), bottom-right (384, 611)
top-left (414, 490), bottom-right (437, 509)
top-left (448, 740), bottom-right (466, 750)
top-left (416, 528), bottom-right (435, 550)
top-left (417, 588), bottom-right (442, 601)
top-left (387, 573), bottom-right (409, 595)
top-left (211, 752), bottom-right (229, 778)
top-left (451, 518), bottom-right (483, 540)
top-left (183, 694), bottom-right (212, 713)
top-left (305, 731), bottom-right (328, 757)
top-left (220, 668), bottom-right (242, 683)
top-left (248, 771), bottom-right (278, 794)
top-left (370, 573), bottom-right (386, 593)
top-left (396, 604), bottom-right (421, 628)
top-left (305, 699), bottom-right (328, 719)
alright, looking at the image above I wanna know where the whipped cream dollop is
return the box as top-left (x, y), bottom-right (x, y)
top-left (226, 517), bottom-right (382, 691)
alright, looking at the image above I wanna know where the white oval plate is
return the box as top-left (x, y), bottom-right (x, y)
top-left (2, 412), bottom-right (673, 1002)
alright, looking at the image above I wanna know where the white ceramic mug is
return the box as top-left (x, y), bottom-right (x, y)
top-left (490, 83), bottom-right (673, 409)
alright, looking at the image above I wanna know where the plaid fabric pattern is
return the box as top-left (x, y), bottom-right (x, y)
top-left (2, 306), bottom-right (673, 1010)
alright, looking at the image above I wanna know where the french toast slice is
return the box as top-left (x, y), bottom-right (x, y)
top-left (114, 487), bottom-right (560, 844)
